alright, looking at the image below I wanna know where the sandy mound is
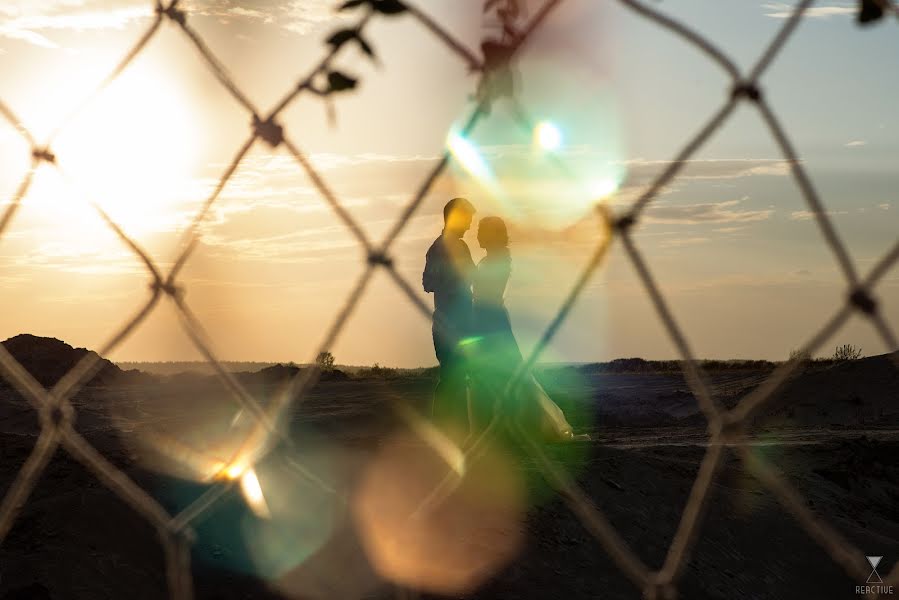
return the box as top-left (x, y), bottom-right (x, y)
top-left (0, 334), bottom-right (127, 388)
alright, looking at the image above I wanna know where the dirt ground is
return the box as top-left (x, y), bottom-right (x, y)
top-left (1, 363), bottom-right (897, 600)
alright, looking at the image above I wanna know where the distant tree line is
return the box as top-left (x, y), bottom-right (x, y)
top-left (789, 343), bottom-right (864, 364)
top-left (574, 358), bottom-right (778, 375)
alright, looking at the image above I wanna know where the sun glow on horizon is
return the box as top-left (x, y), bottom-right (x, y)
top-left (21, 56), bottom-right (202, 239)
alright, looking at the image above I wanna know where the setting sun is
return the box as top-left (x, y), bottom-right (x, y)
top-left (26, 56), bottom-right (201, 238)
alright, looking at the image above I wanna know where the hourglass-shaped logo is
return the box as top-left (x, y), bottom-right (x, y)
top-left (867, 556), bottom-right (883, 584)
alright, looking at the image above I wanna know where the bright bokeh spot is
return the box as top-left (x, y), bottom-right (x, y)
top-left (240, 468), bottom-right (271, 519)
top-left (353, 432), bottom-right (525, 595)
top-left (447, 129), bottom-right (508, 213)
top-left (224, 461), bottom-right (249, 480)
top-left (591, 177), bottom-right (618, 199)
top-left (534, 121), bottom-right (563, 151)
top-left (447, 59), bottom-right (626, 231)
top-left (242, 439), bottom-right (338, 584)
top-left (447, 130), bottom-right (494, 185)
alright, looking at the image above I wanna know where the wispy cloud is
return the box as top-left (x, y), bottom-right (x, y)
top-left (202, 224), bottom-right (360, 263)
top-left (622, 158), bottom-right (791, 187)
top-left (659, 236), bottom-right (710, 248)
top-left (0, 0), bottom-right (339, 50)
top-left (11, 239), bottom-right (144, 274)
top-left (645, 197), bottom-right (773, 225)
top-left (184, 0), bottom-right (341, 36)
top-left (194, 150), bottom-right (445, 262)
top-left (846, 140), bottom-right (867, 147)
top-left (0, 1), bottom-right (152, 49)
top-left (790, 209), bottom-right (849, 221)
top-left (762, 2), bottom-right (856, 19)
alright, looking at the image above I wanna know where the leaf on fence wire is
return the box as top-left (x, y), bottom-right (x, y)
top-left (372, 0), bottom-right (407, 15)
top-left (327, 28), bottom-right (358, 49)
top-left (481, 39), bottom-right (515, 71)
top-left (475, 39), bottom-right (518, 109)
top-left (327, 70), bottom-right (358, 93)
top-left (483, 0), bottom-right (523, 39)
top-left (326, 28), bottom-right (379, 63)
top-left (357, 34), bottom-right (378, 63)
top-left (339, 0), bottom-right (407, 15)
top-left (858, 0), bottom-right (885, 24)
top-left (339, 0), bottom-right (368, 10)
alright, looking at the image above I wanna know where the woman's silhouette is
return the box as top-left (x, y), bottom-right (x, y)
top-left (468, 216), bottom-right (583, 442)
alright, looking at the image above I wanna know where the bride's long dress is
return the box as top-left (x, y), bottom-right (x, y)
top-left (468, 248), bottom-right (575, 442)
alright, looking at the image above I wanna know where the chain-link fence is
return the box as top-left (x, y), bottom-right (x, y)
top-left (0, 0), bottom-right (898, 598)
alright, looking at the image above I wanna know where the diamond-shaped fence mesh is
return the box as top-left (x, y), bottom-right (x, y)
top-left (0, 0), bottom-right (898, 599)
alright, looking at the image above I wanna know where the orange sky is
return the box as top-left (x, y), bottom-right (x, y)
top-left (0, 1), bottom-right (896, 366)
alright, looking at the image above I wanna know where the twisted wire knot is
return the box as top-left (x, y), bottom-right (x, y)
top-left (643, 580), bottom-right (678, 600)
top-left (731, 81), bottom-right (762, 102)
top-left (367, 250), bottom-right (394, 268)
top-left (32, 147), bottom-right (56, 164)
top-left (714, 413), bottom-right (746, 444)
top-left (613, 213), bottom-right (637, 233)
top-left (157, 3), bottom-right (187, 26)
top-left (151, 279), bottom-right (182, 298)
top-left (253, 115), bottom-right (284, 148)
top-left (849, 287), bottom-right (878, 315)
top-left (166, 522), bottom-right (197, 544)
top-left (41, 399), bottom-right (75, 430)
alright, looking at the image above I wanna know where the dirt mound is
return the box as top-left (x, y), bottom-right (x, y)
top-left (757, 352), bottom-right (899, 427)
top-left (234, 363), bottom-right (349, 386)
top-left (0, 334), bottom-right (124, 388)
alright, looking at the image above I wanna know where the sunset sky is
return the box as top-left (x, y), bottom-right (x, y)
top-left (0, 0), bottom-right (896, 367)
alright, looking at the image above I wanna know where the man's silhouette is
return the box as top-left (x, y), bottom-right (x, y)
top-left (423, 197), bottom-right (476, 432)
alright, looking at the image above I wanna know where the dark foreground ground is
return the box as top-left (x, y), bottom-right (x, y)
top-left (1, 350), bottom-right (898, 599)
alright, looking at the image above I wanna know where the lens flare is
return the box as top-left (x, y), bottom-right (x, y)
top-left (223, 460), bottom-right (248, 480)
top-left (447, 131), bottom-right (494, 184)
top-left (591, 177), bottom-right (618, 199)
top-left (98, 376), bottom-right (342, 588)
top-left (241, 443), bottom-right (337, 580)
top-left (458, 335), bottom-right (484, 348)
top-left (393, 401), bottom-right (466, 476)
top-left (446, 59), bottom-right (626, 231)
top-left (240, 468), bottom-right (271, 519)
top-left (353, 432), bottom-right (525, 595)
top-left (534, 121), bottom-right (562, 151)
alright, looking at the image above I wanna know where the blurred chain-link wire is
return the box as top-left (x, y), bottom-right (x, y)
top-left (0, 0), bottom-right (898, 598)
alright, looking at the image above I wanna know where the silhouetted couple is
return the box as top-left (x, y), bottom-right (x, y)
top-left (423, 197), bottom-right (581, 444)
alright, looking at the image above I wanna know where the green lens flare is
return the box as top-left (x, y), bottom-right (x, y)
top-left (457, 335), bottom-right (484, 347)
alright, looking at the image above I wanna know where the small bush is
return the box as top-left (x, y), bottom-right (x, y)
top-left (832, 344), bottom-right (863, 361)
top-left (355, 362), bottom-right (401, 379)
top-left (788, 348), bottom-right (811, 363)
top-left (316, 351), bottom-right (335, 371)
